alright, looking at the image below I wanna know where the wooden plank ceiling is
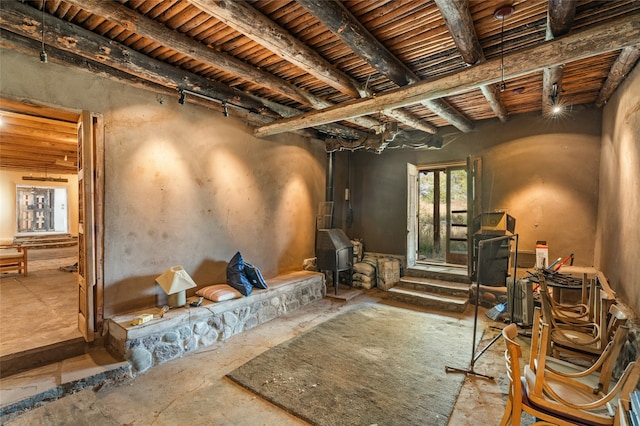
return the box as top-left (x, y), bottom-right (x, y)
top-left (1, 0), bottom-right (639, 172)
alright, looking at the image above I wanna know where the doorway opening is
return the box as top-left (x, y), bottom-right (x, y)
top-left (0, 99), bottom-right (103, 371)
top-left (417, 164), bottom-right (468, 266)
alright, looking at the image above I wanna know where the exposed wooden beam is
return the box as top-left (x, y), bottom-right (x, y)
top-left (547, 0), bottom-right (577, 39)
top-left (297, 0), bottom-right (469, 132)
top-left (61, 0), bottom-right (381, 133)
top-left (595, 45), bottom-right (640, 107)
top-left (433, 0), bottom-right (508, 123)
top-left (542, 0), bottom-right (576, 116)
top-left (479, 84), bottom-right (508, 123)
top-left (254, 13), bottom-right (640, 137)
top-left (188, 0), bottom-right (437, 134)
top-left (188, 0), bottom-right (366, 99)
top-left (0, 1), bottom-right (367, 140)
top-left (434, 0), bottom-right (483, 65)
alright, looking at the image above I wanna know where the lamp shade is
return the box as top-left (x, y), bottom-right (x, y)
top-left (155, 266), bottom-right (197, 295)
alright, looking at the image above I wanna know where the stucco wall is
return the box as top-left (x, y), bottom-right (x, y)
top-left (342, 109), bottom-right (602, 270)
top-left (0, 170), bottom-right (79, 243)
top-left (596, 63), bottom-right (640, 314)
top-left (0, 49), bottom-right (326, 317)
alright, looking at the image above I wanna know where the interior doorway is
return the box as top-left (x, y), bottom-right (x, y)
top-left (0, 99), bottom-right (103, 366)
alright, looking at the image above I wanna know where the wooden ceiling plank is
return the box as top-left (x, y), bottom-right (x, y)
top-left (0, 1), bottom-right (280, 118)
top-left (187, 0), bottom-right (367, 98)
top-left (298, 0), bottom-right (471, 133)
top-left (254, 13), bottom-right (640, 137)
top-left (59, 0), bottom-right (379, 132)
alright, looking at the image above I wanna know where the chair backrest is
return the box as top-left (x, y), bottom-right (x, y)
top-left (604, 303), bottom-right (627, 342)
top-left (502, 323), bottom-right (523, 406)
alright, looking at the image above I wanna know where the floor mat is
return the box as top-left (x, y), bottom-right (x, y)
top-left (227, 303), bottom-right (477, 426)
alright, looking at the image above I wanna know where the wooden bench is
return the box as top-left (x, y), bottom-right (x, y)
top-left (0, 245), bottom-right (28, 276)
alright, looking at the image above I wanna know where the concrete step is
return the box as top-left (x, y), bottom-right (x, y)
top-left (388, 286), bottom-right (469, 313)
top-left (399, 276), bottom-right (470, 298)
top-left (13, 235), bottom-right (78, 249)
top-left (0, 348), bottom-right (131, 422)
top-left (406, 266), bottom-right (471, 284)
top-left (0, 338), bottom-right (87, 379)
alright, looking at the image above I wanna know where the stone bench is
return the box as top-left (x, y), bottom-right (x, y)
top-left (106, 270), bottom-right (325, 374)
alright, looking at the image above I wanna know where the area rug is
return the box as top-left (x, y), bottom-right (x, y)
top-left (226, 303), bottom-right (477, 426)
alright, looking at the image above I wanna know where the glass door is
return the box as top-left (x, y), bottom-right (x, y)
top-left (417, 164), bottom-right (468, 265)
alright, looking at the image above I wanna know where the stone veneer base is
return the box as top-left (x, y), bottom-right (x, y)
top-left (106, 270), bottom-right (325, 374)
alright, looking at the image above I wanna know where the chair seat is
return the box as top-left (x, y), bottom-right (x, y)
top-left (524, 366), bottom-right (617, 426)
top-left (543, 357), bottom-right (613, 392)
top-left (519, 377), bottom-right (611, 426)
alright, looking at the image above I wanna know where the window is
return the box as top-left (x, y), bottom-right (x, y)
top-left (16, 185), bottom-right (68, 234)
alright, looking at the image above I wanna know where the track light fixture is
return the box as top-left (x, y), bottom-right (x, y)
top-left (177, 88), bottom-right (230, 117)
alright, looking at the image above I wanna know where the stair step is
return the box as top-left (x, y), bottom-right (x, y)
top-left (388, 287), bottom-right (469, 313)
top-left (1, 338), bottom-right (89, 379)
top-left (399, 276), bottom-right (470, 298)
top-left (0, 349), bottom-right (131, 420)
top-left (13, 235), bottom-right (78, 249)
top-left (406, 266), bottom-right (471, 284)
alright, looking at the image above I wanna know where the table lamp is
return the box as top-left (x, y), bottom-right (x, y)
top-left (155, 265), bottom-right (197, 307)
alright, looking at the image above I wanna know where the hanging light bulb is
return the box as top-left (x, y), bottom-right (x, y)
top-left (494, 5), bottom-right (515, 92)
top-left (40, 3), bottom-right (48, 63)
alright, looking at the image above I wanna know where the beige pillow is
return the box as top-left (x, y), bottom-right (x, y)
top-left (196, 284), bottom-right (243, 302)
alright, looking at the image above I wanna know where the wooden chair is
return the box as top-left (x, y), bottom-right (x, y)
top-left (537, 273), bottom-right (591, 324)
top-left (531, 307), bottom-right (629, 394)
top-left (538, 274), bottom-right (627, 360)
top-left (523, 317), bottom-right (640, 426)
top-left (500, 323), bottom-right (576, 426)
top-left (0, 244), bottom-right (28, 277)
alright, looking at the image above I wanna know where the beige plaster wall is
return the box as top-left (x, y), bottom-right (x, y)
top-left (0, 49), bottom-right (326, 317)
top-left (343, 109), bottom-right (602, 270)
top-left (596, 63), bottom-right (640, 313)
top-left (0, 170), bottom-right (79, 243)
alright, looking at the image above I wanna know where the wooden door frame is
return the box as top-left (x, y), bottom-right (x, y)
top-left (77, 111), bottom-right (104, 341)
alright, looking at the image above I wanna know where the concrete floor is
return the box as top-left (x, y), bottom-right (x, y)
top-left (0, 283), bottom-right (534, 425)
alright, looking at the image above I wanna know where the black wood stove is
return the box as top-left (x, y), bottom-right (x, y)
top-left (316, 229), bottom-right (353, 295)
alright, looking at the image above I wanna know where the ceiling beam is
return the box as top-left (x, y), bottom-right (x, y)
top-left (61, 0), bottom-right (382, 133)
top-left (187, 0), bottom-right (436, 134)
top-left (595, 45), bottom-right (640, 107)
top-left (0, 1), bottom-right (368, 140)
top-left (542, 0), bottom-right (576, 116)
top-left (297, 0), bottom-right (471, 132)
top-left (254, 13), bottom-right (640, 137)
top-left (188, 0), bottom-right (366, 99)
top-left (433, 0), bottom-right (508, 123)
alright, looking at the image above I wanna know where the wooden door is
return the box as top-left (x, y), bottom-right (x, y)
top-left (77, 111), bottom-right (104, 342)
top-left (406, 163), bottom-right (418, 268)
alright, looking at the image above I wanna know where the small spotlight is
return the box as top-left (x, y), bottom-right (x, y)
top-left (223, 102), bottom-right (229, 117)
top-left (551, 104), bottom-right (563, 115)
top-left (178, 91), bottom-right (186, 105)
top-left (40, 51), bottom-right (48, 63)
